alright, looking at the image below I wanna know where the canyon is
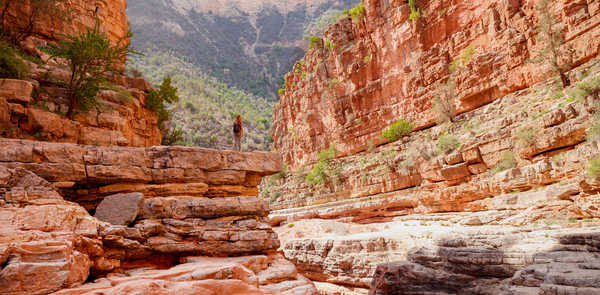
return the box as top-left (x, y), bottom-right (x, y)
top-left (2, 0), bottom-right (600, 294)
top-left (266, 0), bottom-right (600, 294)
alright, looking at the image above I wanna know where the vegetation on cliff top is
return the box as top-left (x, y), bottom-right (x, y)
top-left (0, 42), bottom-right (29, 79)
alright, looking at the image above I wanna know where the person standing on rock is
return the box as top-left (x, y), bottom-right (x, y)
top-left (233, 115), bottom-right (244, 152)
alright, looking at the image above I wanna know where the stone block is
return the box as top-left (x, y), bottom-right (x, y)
top-left (94, 192), bottom-right (144, 226)
top-left (0, 79), bottom-right (33, 104)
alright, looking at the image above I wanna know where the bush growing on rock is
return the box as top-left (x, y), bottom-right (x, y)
top-left (306, 144), bottom-right (340, 186)
top-left (146, 76), bottom-right (179, 128)
top-left (587, 107), bottom-right (600, 142)
top-left (436, 133), bottom-right (460, 155)
top-left (569, 75), bottom-right (600, 102)
top-left (46, 21), bottom-right (135, 119)
top-left (161, 125), bottom-right (184, 146)
top-left (347, 4), bottom-right (365, 22)
top-left (408, 0), bottom-right (420, 22)
top-left (382, 119), bottom-right (414, 143)
top-left (493, 151), bottom-right (518, 173)
top-left (587, 156), bottom-right (600, 178)
top-left (433, 79), bottom-right (457, 124)
top-left (0, 41), bottom-right (29, 79)
top-left (515, 126), bottom-right (537, 146)
top-left (309, 36), bottom-right (320, 50)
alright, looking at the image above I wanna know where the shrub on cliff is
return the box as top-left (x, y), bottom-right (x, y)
top-left (306, 144), bottom-right (339, 186)
top-left (45, 21), bottom-right (135, 119)
top-left (514, 126), bottom-right (537, 146)
top-left (530, 0), bottom-right (572, 88)
top-left (161, 125), bottom-right (184, 146)
top-left (278, 79), bottom-right (287, 97)
top-left (587, 156), bottom-right (600, 178)
top-left (309, 36), bottom-right (320, 50)
top-left (147, 76), bottom-right (179, 128)
top-left (347, 4), bottom-right (365, 22)
top-left (408, 0), bottom-right (420, 22)
top-left (436, 134), bottom-right (460, 155)
top-left (588, 104), bottom-right (600, 143)
top-left (433, 79), bottom-right (457, 124)
top-left (382, 119), bottom-right (414, 143)
top-left (493, 151), bottom-right (517, 173)
top-left (0, 42), bottom-right (29, 79)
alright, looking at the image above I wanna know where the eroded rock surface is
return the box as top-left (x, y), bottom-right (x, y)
top-left (0, 142), bottom-right (316, 295)
top-left (273, 0), bottom-right (600, 169)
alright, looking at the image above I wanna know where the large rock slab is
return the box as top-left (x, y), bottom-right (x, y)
top-left (51, 255), bottom-right (317, 295)
top-left (94, 192), bottom-right (144, 226)
top-left (0, 79), bottom-right (33, 104)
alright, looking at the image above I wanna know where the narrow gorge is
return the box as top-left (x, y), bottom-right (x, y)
top-left (1, 0), bottom-right (600, 294)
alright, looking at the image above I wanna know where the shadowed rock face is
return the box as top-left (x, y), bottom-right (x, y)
top-left (0, 140), bottom-right (317, 295)
top-left (368, 231), bottom-right (600, 295)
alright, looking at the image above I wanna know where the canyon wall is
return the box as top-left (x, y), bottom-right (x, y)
top-left (3, 0), bottom-right (129, 45)
top-left (0, 0), bottom-right (162, 147)
top-left (0, 139), bottom-right (316, 295)
top-left (266, 0), bottom-right (600, 294)
top-left (273, 0), bottom-right (600, 169)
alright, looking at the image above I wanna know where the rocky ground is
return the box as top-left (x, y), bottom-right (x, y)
top-left (0, 140), bottom-right (317, 295)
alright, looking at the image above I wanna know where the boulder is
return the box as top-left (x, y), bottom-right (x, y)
top-left (0, 79), bottom-right (33, 104)
top-left (94, 192), bottom-right (144, 226)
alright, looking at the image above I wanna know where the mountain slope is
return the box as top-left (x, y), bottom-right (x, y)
top-left (126, 0), bottom-right (360, 151)
top-left (127, 0), bottom-right (360, 99)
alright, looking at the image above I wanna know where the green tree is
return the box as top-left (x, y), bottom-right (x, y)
top-left (531, 0), bottom-right (571, 88)
top-left (146, 76), bottom-right (179, 128)
top-left (46, 21), bottom-right (134, 118)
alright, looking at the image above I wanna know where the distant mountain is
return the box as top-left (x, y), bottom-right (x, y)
top-left (128, 0), bottom-right (359, 99)
top-left (126, 0), bottom-right (360, 150)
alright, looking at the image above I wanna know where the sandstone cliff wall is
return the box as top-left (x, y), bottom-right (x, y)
top-left (273, 0), bottom-right (600, 169)
top-left (265, 0), bottom-right (600, 293)
top-left (4, 0), bottom-right (129, 45)
top-left (0, 0), bottom-right (162, 147)
top-left (0, 139), bottom-right (316, 295)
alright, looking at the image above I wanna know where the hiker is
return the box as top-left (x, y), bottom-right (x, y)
top-left (233, 115), bottom-right (244, 151)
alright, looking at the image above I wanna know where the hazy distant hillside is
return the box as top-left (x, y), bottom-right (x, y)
top-left (129, 51), bottom-right (273, 151)
top-left (126, 0), bottom-right (360, 150)
top-left (127, 0), bottom-right (359, 99)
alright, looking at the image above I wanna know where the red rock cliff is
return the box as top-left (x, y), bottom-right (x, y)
top-left (273, 0), bottom-right (600, 169)
top-left (3, 0), bottom-right (129, 45)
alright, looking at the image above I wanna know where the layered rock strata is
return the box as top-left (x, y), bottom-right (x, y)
top-left (369, 229), bottom-right (600, 295)
top-left (273, 0), bottom-right (600, 169)
top-left (277, 219), bottom-right (600, 295)
top-left (0, 140), bottom-right (317, 294)
top-left (3, 0), bottom-right (129, 45)
top-left (0, 65), bottom-right (161, 147)
top-left (265, 6), bottom-right (600, 292)
top-left (268, 59), bottom-right (600, 225)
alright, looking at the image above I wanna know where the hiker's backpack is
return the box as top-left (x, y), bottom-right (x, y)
top-left (233, 122), bottom-right (241, 133)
